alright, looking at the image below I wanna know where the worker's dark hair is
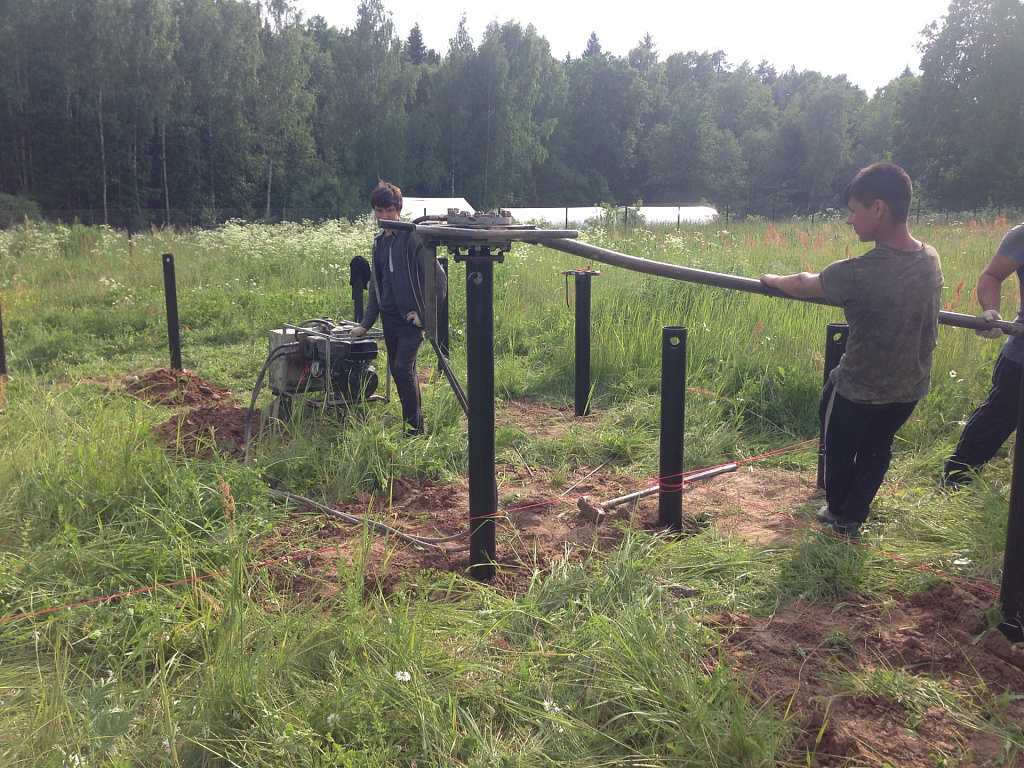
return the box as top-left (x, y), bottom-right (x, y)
top-left (370, 180), bottom-right (402, 210)
top-left (844, 162), bottom-right (912, 223)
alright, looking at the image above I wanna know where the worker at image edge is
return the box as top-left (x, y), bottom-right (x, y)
top-left (944, 222), bottom-right (1024, 487)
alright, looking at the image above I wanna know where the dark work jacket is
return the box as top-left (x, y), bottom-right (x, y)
top-left (362, 228), bottom-right (446, 339)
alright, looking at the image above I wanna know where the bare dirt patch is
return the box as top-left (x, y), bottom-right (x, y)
top-left (573, 465), bottom-right (818, 544)
top-left (712, 581), bottom-right (1023, 767)
top-left (123, 368), bottom-right (231, 407)
top-left (154, 403), bottom-right (255, 459)
top-left (257, 466), bottom-right (812, 597)
top-left (703, 466), bottom-right (819, 546)
top-left (259, 471), bottom-right (633, 597)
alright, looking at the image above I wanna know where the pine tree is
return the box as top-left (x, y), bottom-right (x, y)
top-left (404, 22), bottom-right (427, 65)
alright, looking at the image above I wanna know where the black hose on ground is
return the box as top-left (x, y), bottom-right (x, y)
top-left (243, 342), bottom-right (300, 464)
top-left (268, 489), bottom-right (465, 547)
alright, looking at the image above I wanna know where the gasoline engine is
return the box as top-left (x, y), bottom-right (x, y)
top-left (264, 318), bottom-right (382, 420)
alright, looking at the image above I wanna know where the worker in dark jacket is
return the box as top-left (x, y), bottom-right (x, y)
top-left (351, 181), bottom-right (445, 435)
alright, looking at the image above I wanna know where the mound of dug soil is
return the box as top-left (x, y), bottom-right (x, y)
top-left (713, 582), bottom-right (1024, 767)
top-left (123, 368), bottom-right (231, 407)
top-left (155, 403), bottom-right (256, 459)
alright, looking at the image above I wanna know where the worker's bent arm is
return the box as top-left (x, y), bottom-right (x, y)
top-left (977, 253), bottom-right (1019, 313)
top-left (759, 272), bottom-right (826, 300)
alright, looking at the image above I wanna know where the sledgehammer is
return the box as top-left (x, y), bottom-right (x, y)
top-left (577, 462), bottom-right (739, 523)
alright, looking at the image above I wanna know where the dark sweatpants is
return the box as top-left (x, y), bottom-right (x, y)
top-left (820, 379), bottom-right (917, 524)
top-left (945, 353), bottom-right (1022, 484)
top-left (382, 320), bottom-right (423, 433)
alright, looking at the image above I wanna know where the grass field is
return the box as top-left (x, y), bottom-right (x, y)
top-left (1, 215), bottom-right (1022, 767)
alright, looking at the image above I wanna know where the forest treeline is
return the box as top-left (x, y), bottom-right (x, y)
top-left (1, 0), bottom-right (1022, 227)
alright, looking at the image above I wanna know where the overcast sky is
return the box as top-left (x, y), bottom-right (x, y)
top-left (297, 0), bottom-right (952, 95)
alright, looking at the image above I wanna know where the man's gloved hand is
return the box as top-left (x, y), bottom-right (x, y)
top-left (406, 311), bottom-right (422, 328)
top-left (350, 325), bottom-right (368, 338)
top-left (977, 309), bottom-right (1003, 339)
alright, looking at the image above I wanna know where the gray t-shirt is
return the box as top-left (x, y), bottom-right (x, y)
top-left (820, 244), bottom-right (943, 404)
top-left (997, 224), bottom-right (1024, 363)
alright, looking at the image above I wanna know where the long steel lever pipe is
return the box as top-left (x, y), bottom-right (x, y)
top-left (531, 237), bottom-right (1024, 338)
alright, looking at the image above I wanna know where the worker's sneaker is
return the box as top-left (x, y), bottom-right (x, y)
top-left (816, 505), bottom-right (861, 538)
top-left (940, 471), bottom-right (969, 492)
top-left (815, 504), bottom-right (837, 523)
top-left (829, 519), bottom-right (861, 539)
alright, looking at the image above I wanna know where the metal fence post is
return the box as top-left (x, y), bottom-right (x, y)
top-left (349, 256), bottom-right (369, 324)
top-left (659, 326), bottom-right (687, 530)
top-left (464, 247), bottom-right (498, 580)
top-left (999, 372), bottom-right (1024, 642)
top-left (0, 303), bottom-right (7, 379)
top-left (161, 253), bottom-right (183, 371)
top-left (438, 256), bottom-right (450, 358)
top-left (818, 323), bottom-right (848, 489)
top-left (352, 287), bottom-right (364, 323)
top-left (564, 269), bottom-right (600, 416)
top-left (0, 303), bottom-right (8, 407)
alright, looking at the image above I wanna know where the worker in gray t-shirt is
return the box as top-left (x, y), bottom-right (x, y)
top-left (761, 163), bottom-right (942, 537)
top-left (944, 223), bottom-right (1024, 487)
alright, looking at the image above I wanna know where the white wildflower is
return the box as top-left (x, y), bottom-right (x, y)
top-left (394, 670), bottom-right (411, 682)
top-left (542, 699), bottom-right (562, 714)
top-left (949, 370), bottom-right (957, 378)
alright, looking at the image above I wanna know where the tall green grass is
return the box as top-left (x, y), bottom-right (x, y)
top-left (1, 215), bottom-right (1020, 765)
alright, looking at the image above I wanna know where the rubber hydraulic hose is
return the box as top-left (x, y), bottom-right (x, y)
top-left (533, 237), bottom-right (1024, 338)
top-left (243, 343), bottom-right (300, 463)
top-left (269, 489), bottom-right (465, 547)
